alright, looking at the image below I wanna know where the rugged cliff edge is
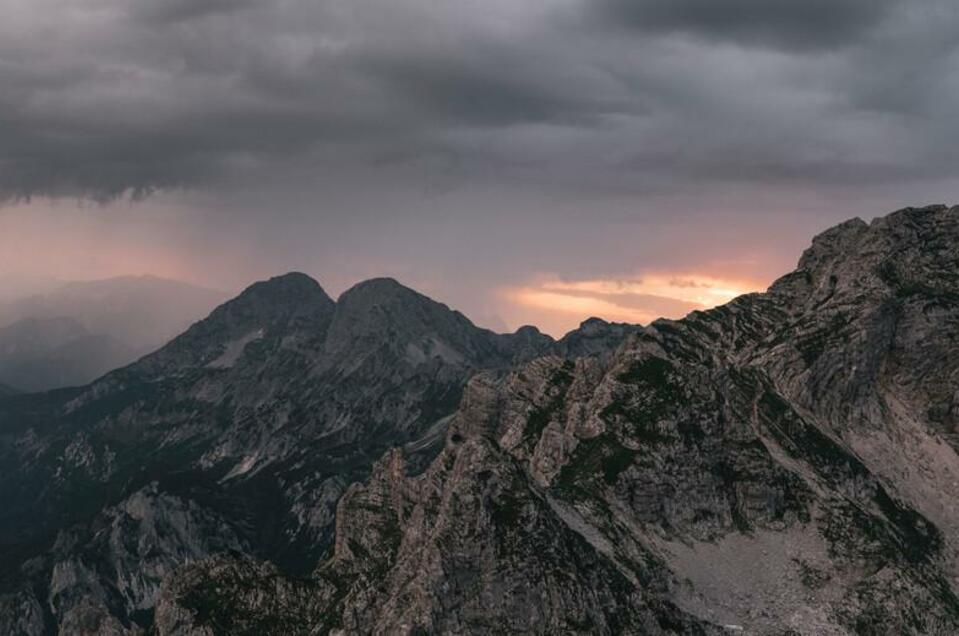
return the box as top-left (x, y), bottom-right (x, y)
top-left (151, 204), bottom-right (959, 635)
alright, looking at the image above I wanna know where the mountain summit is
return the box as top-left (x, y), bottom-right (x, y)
top-left (132, 272), bottom-right (336, 375)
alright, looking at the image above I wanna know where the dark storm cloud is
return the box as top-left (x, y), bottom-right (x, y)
top-left (594, 0), bottom-right (897, 50)
top-left (128, 0), bottom-right (257, 25)
top-left (1, 0), bottom-right (958, 201)
top-left (353, 49), bottom-right (625, 127)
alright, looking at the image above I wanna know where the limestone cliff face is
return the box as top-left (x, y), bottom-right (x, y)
top-left (155, 205), bottom-right (959, 635)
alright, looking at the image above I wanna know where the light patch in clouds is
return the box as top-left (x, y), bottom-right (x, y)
top-left (544, 274), bottom-right (761, 306)
top-left (503, 272), bottom-right (766, 335)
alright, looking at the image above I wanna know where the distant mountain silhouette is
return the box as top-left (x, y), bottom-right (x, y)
top-left (0, 275), bottom-right (227, 352)
top-left (0, 317), bottom-right (135, 392)
top-left (0, 276), bottom-right (227, 390)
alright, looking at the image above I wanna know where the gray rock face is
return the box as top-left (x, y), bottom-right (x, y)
top-left (0, 273), bottom-right (620, 634)
top-left (0, 590), bottom-right (45, 636)
top-left (554, 316), bottom-right (641, 359)
top-left (155, 205), bottom-right (959, 635)
top-left (48, 483), bottom-right (247, 627)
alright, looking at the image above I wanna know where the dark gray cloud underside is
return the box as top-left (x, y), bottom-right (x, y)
top-left (0, 0), bottom-right (956, 201)
top-left (595, 0), bottom-right (896, 50)
top-left (129, 0), bottom-right (258, 25)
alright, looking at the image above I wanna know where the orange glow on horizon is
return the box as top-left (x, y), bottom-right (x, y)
top-left (500, 271), bottom-right (767, 336)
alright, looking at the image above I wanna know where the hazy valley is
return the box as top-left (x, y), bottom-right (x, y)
top-left (0, 277), bottom-right (226, 392)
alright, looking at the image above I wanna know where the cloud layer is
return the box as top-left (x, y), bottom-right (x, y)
top-left (2, 0), bottom-right (958, 201)
top-left (3, 0), bottom-right (959, 336)
top-left (594, 0), bottom-right (897, 50)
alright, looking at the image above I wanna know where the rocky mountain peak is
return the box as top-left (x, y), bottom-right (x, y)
top-left (513, 324), bottom-right (544, 336)
top-left (554, 316), bottom-right (640, 359)
top-left (509, 324), bottom-right (550, 348)
top-left (334, 277), bottom-right (445, 318)
top-left (576, 316), bottom-right (612, 335)
top-left (769, 204), bottom-right (959, 308)
top-left (123, 273), bottom-right (334, 377)
top-left (795, 216), bottom-right (869, 273)
top-left (217, 272), bottom-right (334, 323)
top-left (327, 277), bottom-right (489, 359)
top-left (337, 276), bottom-right (408, 299)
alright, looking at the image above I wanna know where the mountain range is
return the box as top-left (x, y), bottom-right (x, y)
top-left (0, 271), bottom-right (634, 635)
top-left (3, 205), bottom-right (959, 634)
top-left (0, 277), bottom-right (227, 391)
top-left (0, 317), bottom-right (136, 393)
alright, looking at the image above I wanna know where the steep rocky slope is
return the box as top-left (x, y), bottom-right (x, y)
top-left (0, 273), bottom-right (630, 634)
top-left (153, 205), bottom-right (959, 635)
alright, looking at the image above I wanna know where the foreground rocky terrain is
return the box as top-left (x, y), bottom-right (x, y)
top-left (4, 204), bottom-right (959, 634)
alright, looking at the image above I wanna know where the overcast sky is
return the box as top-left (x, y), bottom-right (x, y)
top-left (2, 0), bottom-right (958, 334)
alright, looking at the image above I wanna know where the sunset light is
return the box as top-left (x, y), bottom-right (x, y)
top-left (502, 272), bottom-right (766, 335)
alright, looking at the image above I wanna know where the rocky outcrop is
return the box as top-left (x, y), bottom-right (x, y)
top-left (157, 205), bottom-right (959, 634)
top-left (49, 484), bottom-right (247, 627)
top-left (0, 589), bottom-right (45, 636)
top-left (554, 316), bottom-right (641, 359)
